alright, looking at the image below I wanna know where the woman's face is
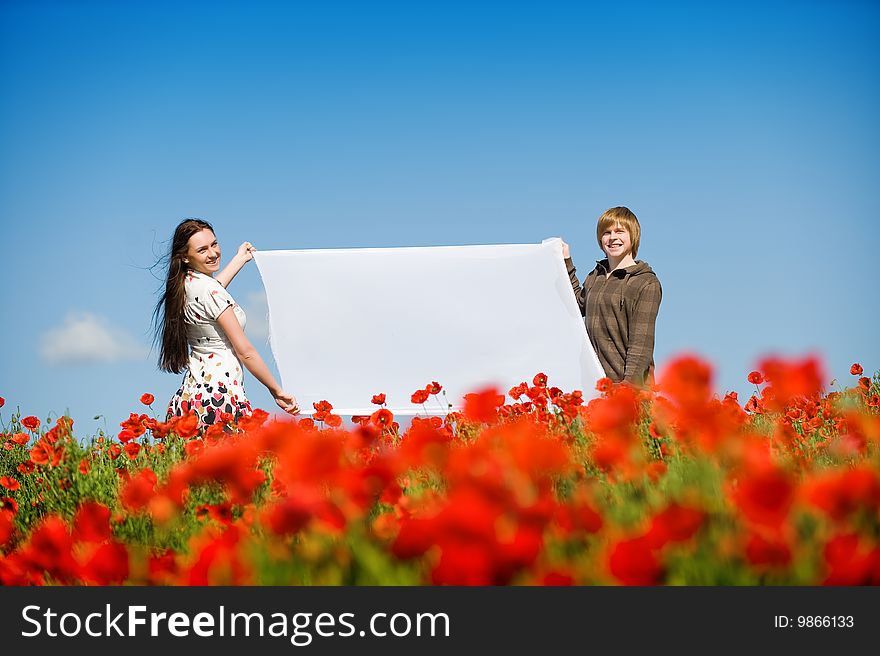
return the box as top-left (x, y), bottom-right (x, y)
top-left (185, 228), bottom-right (222, 275)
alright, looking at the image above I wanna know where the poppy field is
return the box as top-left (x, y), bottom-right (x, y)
top-left (1, 355), bottom-right (879, 586)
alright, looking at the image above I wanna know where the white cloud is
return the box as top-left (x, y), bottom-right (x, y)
top-left (243, 290), bottom-right (270, 342)
top-left (40, 312), bottom-right (149, 365)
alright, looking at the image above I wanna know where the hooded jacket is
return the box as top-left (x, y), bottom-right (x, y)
top-left (565, 257), bottom-right (662, 385)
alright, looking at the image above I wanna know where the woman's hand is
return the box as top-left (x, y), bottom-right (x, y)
top-left (274, 390), bottom-right (300, 415)
top-left (236, 242), bottom-right (257, 262)
top-left (215, 242), bottom-right (256, 288)
top-left (561, 240), bottom-right (570, 259)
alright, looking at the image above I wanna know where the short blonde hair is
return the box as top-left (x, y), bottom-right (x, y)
top-left (596, 206), bottom-right (641, 258)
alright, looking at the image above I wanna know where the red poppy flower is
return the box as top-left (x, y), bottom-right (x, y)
top-left (584, 384), bottom-right (640, 439)
top-left (263, 497), bottom-right (314, 536)
top-left (0, 476), bottom-right (20, 492)
top-left (313, 400), bottom-right (333, 413)
top-left (117, 429), bottom-right (137, 444)
top-left (758, 355), bottom-right (825, 409)
top-left (196, 502), bottom-right (235, 525)
top-left (729, 466), bottom-right (794, 528)
top-left (533, 372), bottom-right (548, 388)
top-left (371, 393), bottom-right (386, 406)
top-left (801, 466), bottom-right (880, 521)
top-left (236, 408), bottom-right (268, 433)
top-left (174, 413), bottom-right (200, 439)
top-left (658, 355), bottom-right (713, 408)
top-left (595, 377), bottom-right (613, 393)
top-left (371, 408), bottom-right (394, 427)
top-left (107, 443), bottom-right (122, 460)
top-left (80, 541), bottom-right (130, 585)
top-left (120, 413), bottom-right (147, 437)
top-left (0, 396), bottom-right (4, 409)
top-left (744, 394), bottom-right (763, 414)
top-left (120, 469), bottom-right (158, 512)
top-left (427, 382), bottom-right (442, 394)
top-left (463, 387), bottom-right (505, 424)
top-left (325, 414), bottom-right (343, 428)
top-left (822, 533), bottom-right (879, 585)
top-left (645, 504), bottom-right (706, 548)
top-left (411, 389), bottom-right (429, 404)
top-left (185, 440), bottom-right (204, 457)
top-left (370, 512), bottom-right (399, 541)
top-left (29, 440), bottom-right (55, 466)
top-left (124, 442), bottom-right (141, 458)
top-left (147, 551), bottom-right (180, 585)
top-left (11, 432), bottom-right (29, 446)
top-left (78, 458), bottom-right (90, 475)
top-left (748, 371), bottom-right (764, 385)
top-left (850, 363), bottom-right (863, 376)
top-left (21, 416), bottom-right (40, 432)
top-left (204, 423), bottom-right (226, 441)
top-left (645, 461), bottom-right (668, 482)
top-left (26, 515), bottom-right (79, 583)
top-left (553, 498), bottom-right (603, 535)
top-left (1, 497), bottom-right (18, 515)
top-left (745, 532), bottom-right (792, 568)
top-left (73, 501), bottom-right (112, 543)
top-left (541, 570), bottom-right (575, 586)
top-left (608, 536), bottom-right (663, 585)
top-left (140, 393), bottom-right (155, 405)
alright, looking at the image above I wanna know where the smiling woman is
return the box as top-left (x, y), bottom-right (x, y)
top-left (151, 219), bottom-right (299, 429)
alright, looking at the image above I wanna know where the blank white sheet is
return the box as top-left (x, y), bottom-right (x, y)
top-left (254, 238), bottom-right (604, 415)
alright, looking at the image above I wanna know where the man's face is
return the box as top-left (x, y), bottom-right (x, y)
top-left (601, 222), bottom-right (632, 259)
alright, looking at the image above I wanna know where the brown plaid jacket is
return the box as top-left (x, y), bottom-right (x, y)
top-left (566, 257), bottom-right (662, 385)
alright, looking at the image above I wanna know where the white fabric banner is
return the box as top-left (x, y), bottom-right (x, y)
top-left (253, 238), bottom-right (604, 416)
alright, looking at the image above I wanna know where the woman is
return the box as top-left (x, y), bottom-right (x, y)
top-left (562, 206), bottom-right (662, 386)
top-left (153, 218), bottom-right (298, 428)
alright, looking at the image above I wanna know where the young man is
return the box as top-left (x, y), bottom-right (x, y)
top-left (562, 207), bottom-right (662, 386)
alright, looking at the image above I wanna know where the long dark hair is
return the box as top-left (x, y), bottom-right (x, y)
top-left (152, 218), bottom-right (215, 374)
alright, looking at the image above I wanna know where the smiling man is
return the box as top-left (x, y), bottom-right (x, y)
top-left (562, 207), bottom-right (662, 387)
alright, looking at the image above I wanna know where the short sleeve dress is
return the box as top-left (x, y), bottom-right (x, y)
top-left (166, 269), bottom-right (253, 427)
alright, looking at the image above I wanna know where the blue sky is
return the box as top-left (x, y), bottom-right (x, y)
top-left (1, 0), bottom-right (878, 434)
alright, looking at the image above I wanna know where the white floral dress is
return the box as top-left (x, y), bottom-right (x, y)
top-left (166, 269), bottom-right (252, 427)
